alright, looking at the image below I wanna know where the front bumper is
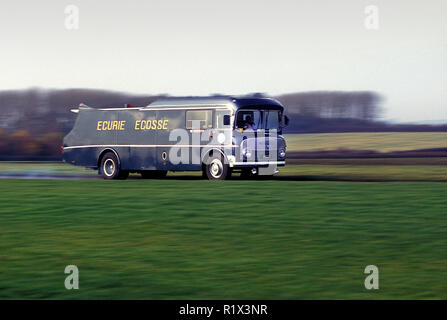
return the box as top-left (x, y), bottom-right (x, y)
top-left (231, 160), bottom-right (286, 167)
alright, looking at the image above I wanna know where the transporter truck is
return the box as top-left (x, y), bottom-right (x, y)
top-left (62, 96), bottom-right (288, 180)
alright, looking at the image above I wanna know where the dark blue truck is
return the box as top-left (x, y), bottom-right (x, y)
top-left (63, 96), bottom-right (288, 180)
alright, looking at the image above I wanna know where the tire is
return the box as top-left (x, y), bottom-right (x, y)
top-left (99, 152), bottom-right (128, 180)
top-left (141, 170), bottom-right (167, 179)
top-left (204, 154), bottom-right (230, 180)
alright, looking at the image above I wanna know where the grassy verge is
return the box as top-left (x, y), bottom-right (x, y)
top-left (0, 179), bottom-right (446, 299)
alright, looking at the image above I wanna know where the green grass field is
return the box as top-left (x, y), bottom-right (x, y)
top-left (284, 132), bottom-right (447, 152)
top-left (0, 178), bottom-right (446, 299)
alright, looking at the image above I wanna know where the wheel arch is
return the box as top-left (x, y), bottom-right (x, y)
top-left (97, 148), bottom-right (121, 169)
top-left (201, 148), bottom-right (228, 167)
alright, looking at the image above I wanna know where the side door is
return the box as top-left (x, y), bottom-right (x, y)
top-left (185, 109), bottom-right (214, 170)
top-left (155, 109), bottom-right (186, 170)
top-left (233, 109), bottom-right (262, 163)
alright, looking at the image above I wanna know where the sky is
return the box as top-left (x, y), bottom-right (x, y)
top-left (0, 0), bottom-right (446, 122)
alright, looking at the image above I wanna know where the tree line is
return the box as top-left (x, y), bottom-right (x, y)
top-left (278, 91), bottom-right (382, 120)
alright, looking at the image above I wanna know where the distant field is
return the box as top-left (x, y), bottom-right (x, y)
top-left (284, 132), bottom-right (447, 152)
top-left (0, 179), bottom-right (445, 299)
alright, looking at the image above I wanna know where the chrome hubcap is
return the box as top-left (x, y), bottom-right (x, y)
top-left (210, 159), bottom-right (223, 178)
top-left (104, 159), bottom-right (115, 176)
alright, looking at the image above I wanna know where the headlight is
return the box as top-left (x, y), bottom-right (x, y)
top-left (217, 133), bottom-right (226, 144)
top-left (279, 149), bottom-right (286, 158)
top-left (242, 148), bottom-right (252, 158)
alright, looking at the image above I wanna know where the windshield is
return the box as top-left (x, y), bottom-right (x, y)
top-left (236, 110), bottom-right (261, 130)
top-left (236, 109), bottom-right (280, 130)
top-left (263, 110), bottom-right (280, 130)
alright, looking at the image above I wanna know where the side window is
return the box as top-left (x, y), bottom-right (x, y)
top-left (216, 110), bottom-right (231, 128)
top-left (186, 110), bottom-right (213, 129)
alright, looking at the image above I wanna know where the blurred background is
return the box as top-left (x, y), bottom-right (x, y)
top-left (0, 0), bottom-right (446, 161)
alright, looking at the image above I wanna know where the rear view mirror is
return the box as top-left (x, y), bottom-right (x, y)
top-left (223, 115), bottom-right (231, 126)
top-left (284, 115), bottom-right (289, 126)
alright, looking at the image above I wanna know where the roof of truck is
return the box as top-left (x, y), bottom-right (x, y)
top-left (147, 96), bottom-right (284, 110)
top-left (71, 95), bottom-right (284, 114)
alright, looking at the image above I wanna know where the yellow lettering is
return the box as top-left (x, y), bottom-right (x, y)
top-left (120, 121), bottom-right (125, 130)
top-left (97, 121), bottom-right (102, 130)
top-left (112, 121), bottom-right (118, 130)
top-left (134, 119), bottom-right (169, 130)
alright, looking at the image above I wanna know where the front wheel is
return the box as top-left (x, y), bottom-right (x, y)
top-left (99, 152), bottom-right (128, 180)
top-left (204, 155), bottom-right (230, 180)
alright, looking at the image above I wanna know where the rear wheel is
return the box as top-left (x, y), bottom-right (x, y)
top-left (204, 154), bottom-right (230, 180)
top-left (141, 170), bottom-right (167, 179)
top-left (99, 152), bottom-right (128, 180)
